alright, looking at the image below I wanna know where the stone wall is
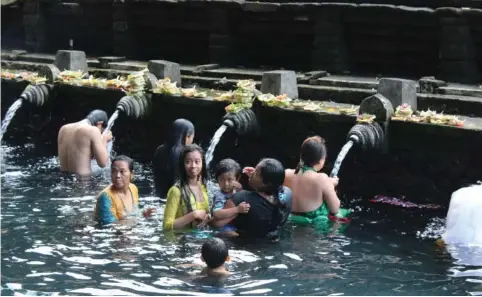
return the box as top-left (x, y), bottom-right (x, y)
top-left (3, 1), bottom-right (482, 83)
top-left (2, 80), bottom-right (481, 204)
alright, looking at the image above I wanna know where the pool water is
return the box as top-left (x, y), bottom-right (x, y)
top-left (1, 144), bottom-right (481, 296)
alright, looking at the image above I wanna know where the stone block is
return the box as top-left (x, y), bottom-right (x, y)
top-left (54, 50), bottom-right (88, 72)
top-left (419, 76), bottom-right (447, 94)
top-left (377, 78), bottom-right (417, 110)
top-left (148, 60), bottom-right (181, 84)
top-left (98, 56), bottom-right (127, 69)
top-left (38, 64), bottom-right (61, 84)
top-left (359, 93), bottom-right (394, 122)
top-left (261, 70), bottom-right (298, 99)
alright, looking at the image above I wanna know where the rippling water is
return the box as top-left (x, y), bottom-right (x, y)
top-left (1, 144), bottom-right (481, 296)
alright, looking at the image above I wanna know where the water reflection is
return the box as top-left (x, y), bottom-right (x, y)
top-left (1, 144), bottom-right (481, 295)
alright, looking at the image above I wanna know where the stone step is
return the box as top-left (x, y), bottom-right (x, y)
top-left (310, 75), bottom-right (379, 89)
top-left (437, 85), bottom-right (482, 98)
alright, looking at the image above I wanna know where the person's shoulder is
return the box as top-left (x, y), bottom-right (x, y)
top-left (167, 185), bottom-right (181, 196)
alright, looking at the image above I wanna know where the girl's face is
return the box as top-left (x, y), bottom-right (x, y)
top-left (185, 133), bottom-right (194, 145)
top-left (184, 151), bottom-right (203, 179)
top-left (111, 160), bottom-right (132, 189)
top-left (218, 171), bottom-right (237, 193)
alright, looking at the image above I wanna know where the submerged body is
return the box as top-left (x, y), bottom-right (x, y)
top-left (58, 110), bottom-right (112, 176)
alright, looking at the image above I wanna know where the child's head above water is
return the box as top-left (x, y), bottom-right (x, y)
top-left (201, 237), bottom-right (230, 270)
top-left (296, 136), bottom-right (327, 173)
top-left (215, 159), bottom-right (241, 194)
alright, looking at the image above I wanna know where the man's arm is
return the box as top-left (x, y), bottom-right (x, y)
top-left (90, 128), bottom-right (109, 168)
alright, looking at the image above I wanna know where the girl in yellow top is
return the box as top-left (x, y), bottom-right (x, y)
top-left (163, 144), bottom-right (210, 230)
top-left (94, 155), bottom-right (156, 225)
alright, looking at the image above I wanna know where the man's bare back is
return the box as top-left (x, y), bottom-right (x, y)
top-left (284, 169), bottom-right (340, 214)
top-left (58, 113), bottom-right (112, 175)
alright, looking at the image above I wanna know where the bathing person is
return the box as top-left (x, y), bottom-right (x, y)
top-left (163, 144), bottom-right (210, 231)
top-left (58, 109), bottom-right (113, 176)
top-left (210, 159), bottom-right (248, 233)
top-left (93, 155), bottom-right (156, 225)
top-left (283, 136), bottom-right (350, 224)
top-left (200, 237), bottom-right (231, 276)
top-left (153, 119), bottom-right (195, 198)
top-left (442, 184), bottom-right (482, 246)
top-left (219, 158), bottom-right (292, 239)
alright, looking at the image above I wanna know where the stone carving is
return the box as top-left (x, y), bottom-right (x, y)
top-left (148, 60), bottom-right (181, 84)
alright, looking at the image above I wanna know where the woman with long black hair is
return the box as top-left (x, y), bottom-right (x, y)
top-left (163, 144), bottom-right (210, 231)
top-left (153, 119), bottom-right (195, 198)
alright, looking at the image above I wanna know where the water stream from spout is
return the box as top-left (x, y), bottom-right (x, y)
top-left (0, 99), bottom-right (24, 142)
top-left (330, 140), bottom-right (355, 178)
top-left (103, 109), bottom-right (121, 159)
top-left (205, 124), bottom-right (228, 168)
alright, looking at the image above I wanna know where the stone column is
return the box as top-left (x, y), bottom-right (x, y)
top-left (208, 6), bottom-right (238, 66)
top-left (23, 0), bottom-right (47, 52)
top-left (112, 2), bottom-right (133, 57)
top-left (311, 5), bottom-right (349, 73)
top-left (437, 8), bottom-right (479, 84)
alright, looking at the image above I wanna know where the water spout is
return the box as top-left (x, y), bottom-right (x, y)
top-left (205, 124), bottom-right (228, 168)
top-left (221, 109), bottom-right (258, 136)
top-left (329, 122), bottom-right (384, 177)
top-left (0, 84), bottom-right (54, 142)
top-left (0, 99), bottom-right (23, 142)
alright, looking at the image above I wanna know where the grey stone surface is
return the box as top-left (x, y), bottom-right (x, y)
top-left (144, 72), bottom-right (158, 92)
top-left (419, 76), bottom-right (447, 94)
top-left (148, 60), bottom-right (181, 84)
top-left (54, 50), bottom-right (88, 72)
top-left (98, 56), bottom-right (127, 68)
top-left (261, 70), bottom-right (299, 99)
top-left (377, 78), bottom-right (417, 110)
top-left (359, 93), bottom-right (394, 122)
top-left (38, 64), bottom-right (61, 84)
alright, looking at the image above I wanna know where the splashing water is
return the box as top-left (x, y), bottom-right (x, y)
top-left (205, 124), bottom-right (228, 168)
top-left (330, 140), bottom-right (354, 177)
top-left (104, 109), bottom-right (121, 159)
top-left (0, 99), bottom-right (23, 142)
top-left (104, 109), bottom-right (120, 135)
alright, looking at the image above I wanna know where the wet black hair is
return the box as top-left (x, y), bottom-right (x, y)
top-left (294, 136), bottom-right (327, 174)
top-left (177, 144), bottom-right (208, 212)
top-left (215, 158), bottom-right (241, 179)
top-left (112, 155), bottom-right (134, 172)
top-left (256, 158), bottom-right (286, 216)
top-left (167, 119), bottom-right (195, 178)
top-left (201, 237), bottom-right (229, 269)
top-left (85, 109), bottom-right (108, 128)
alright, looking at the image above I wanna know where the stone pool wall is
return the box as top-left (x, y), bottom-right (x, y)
top-left (2, 76), bottom-right (481, 205)
top-left (3, 0), bottom-right (482, 83)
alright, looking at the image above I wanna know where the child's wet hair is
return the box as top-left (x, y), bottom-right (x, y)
top-left (201, 237), bottom-right (229, 269)
top-left (215, 158), bottom-right (241, 179)
top-left (295, 136), bottom-right (326, 173)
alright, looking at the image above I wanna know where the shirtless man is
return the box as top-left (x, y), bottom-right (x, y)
top-left (283, 136), bottom-right (345, 219)
top-left (58, 109), bottom-right (113, 176)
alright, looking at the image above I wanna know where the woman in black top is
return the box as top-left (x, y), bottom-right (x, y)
top-left (222, 158), bottom-right (292, 239)
top-left (153, 119), bottom-right (195, 198)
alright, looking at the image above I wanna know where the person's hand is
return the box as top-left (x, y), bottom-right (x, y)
top-left (330, 176), bottom-right (339, 187)
top-left (103, 131), bottom-right (113, 143)
top-left (233, 181), bottom-right (243, 191)
top-left (192, 210), bottom-right (208, 221)
top-left (142, 207), bottom-right (156, 218)
top-left (242, 167), bottom-right (255, 177)
top-left (236, 202), bottom-right (250, 214)
top-left (197, 214), bottom-right (211, 228)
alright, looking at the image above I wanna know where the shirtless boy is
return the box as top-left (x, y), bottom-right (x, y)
top-left (58, 109), bottom-right (113, 176)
